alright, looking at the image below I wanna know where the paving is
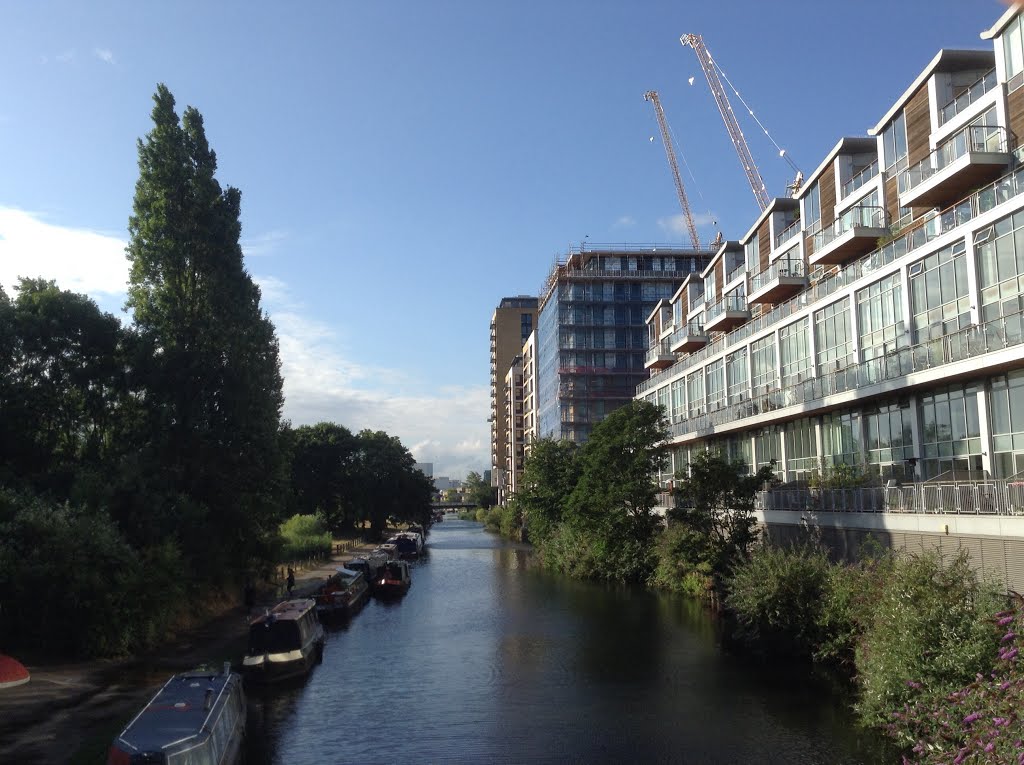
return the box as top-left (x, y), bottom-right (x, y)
top-left (0, 539), bottom-right (379, 763)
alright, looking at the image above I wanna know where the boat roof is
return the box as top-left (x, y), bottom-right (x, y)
top-left (113, 672), bottom-right (236, 755)
top-left (250, 598), bottom-right (315, 625)
top-left (335, 567), bottom-right (361, 578)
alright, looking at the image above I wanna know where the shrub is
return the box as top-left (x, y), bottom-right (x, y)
top-left (483, 507), bottom-right (503, 533)
top-left (278, 513), bottom-right (331, 562)
top-left (855, 550), bottom-right (1005, 730)
top-left (888, 598), bottom-right (1024, 764)
top-left (650, 522), bottom-right (715, 597)
top-left (725, 543), bottom-right (832, 657)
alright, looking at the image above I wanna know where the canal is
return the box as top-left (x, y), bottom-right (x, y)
top-left (245, 518), bottom-right (892, 764)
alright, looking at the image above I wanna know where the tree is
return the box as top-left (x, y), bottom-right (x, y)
top-left (124, 84), bottom-right (286, 577)
top-left (352, 430), bottom-right (431, 539)
top-left (510, 438), bottom-right (578, 547)
top-left (289, 423), bottom-right (359, 534)
top-left (463, 471), bottom-right (494, 509)
top-left (665, 450), bottom-right (778, 588)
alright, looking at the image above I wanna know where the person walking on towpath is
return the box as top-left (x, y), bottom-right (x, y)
top-left (286, 567), bottom-right (295, 597)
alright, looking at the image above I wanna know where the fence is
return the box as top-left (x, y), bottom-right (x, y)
top-left (759, 480), bottom-right (1024, 516)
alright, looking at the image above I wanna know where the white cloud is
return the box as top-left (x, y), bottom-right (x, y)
top-left (0, 208), bottom-right (487, 477)
top-left (242, 229), bottom-right (287, 258)
top-left (55, 49), bottom-right (76, 64)
top-left (0, 207), bottom-right (127, 296)
top-left (94, 48), bottom-right (115, 65)
top-left (656, 211), bottom-right (719, 238)
top-left (613, 215), bottom-right (636, 228)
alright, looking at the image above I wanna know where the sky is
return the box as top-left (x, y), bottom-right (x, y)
top-left (0, 0), bottom-right (1006, 478)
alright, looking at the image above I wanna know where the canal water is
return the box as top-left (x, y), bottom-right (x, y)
top-left (245, 518), bottom-right (892, 764)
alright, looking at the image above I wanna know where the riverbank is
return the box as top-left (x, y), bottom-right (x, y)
top-left (0, 537), bottom-right (382, 764)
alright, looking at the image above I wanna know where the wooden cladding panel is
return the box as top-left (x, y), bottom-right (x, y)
top-left (884, 174), bottom-right (900, 223)
top-left (905, 84), bottom-right (932, 167)
top-left (1008, 86), bottom-right (1024, 148)
top-left (819, 166), bottom-right (836, 227)
top-left (715, 260), bottom-right (723, 300)
top-left (758, 221), bottom-right (770, 272)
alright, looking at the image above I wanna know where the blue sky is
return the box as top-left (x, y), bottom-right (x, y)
top-left (0, 1), bottom-right (1003, 477)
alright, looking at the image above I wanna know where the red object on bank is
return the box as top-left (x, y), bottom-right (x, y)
top-left (0, 653), bottom-right (30, 689)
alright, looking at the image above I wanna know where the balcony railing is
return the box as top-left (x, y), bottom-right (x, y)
top-left (669, 321), bottom-right (706, 346)
top-left (760, 478), bottom-right (1024, 517)
top-left (665, 308), bottom-right (1024, 440)
top-left (774, 218), bottom-right (801, 249)
top-left (938, 68), bottom-right (998, 126)
top-left (841, 159), bottom-right (879, 198)
top-left (749, 257), bottom-right (806, 293)
top-left (898, 124), bottom-right (1008, 194)
top-left (725, 262), bottom-right (746, 285)
top-left (812, 205), bottom-right (889, 252)
top-left (645, 338), bottom-right (673, 364)
top-left (637, 165), bottom-right (1024, 396)
top-left (706, 295), bottom-right (747, 322)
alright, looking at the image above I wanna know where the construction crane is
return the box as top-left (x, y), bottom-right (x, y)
top-left (682, 33), bottom-right (791, 212)
top-left (644, 90), bottom-right (701, 251)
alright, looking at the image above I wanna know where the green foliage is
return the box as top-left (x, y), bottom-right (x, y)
top-left (482, 507), bottom-right (503, 533)
top-left (650, 521), bottom-right (715, 596)
top-left (662, 451), bottom-right (777, 590)
top-left (516, 438), bottom-right (578, 548)
top-left (725, 543), bottom-right (833, 657)
top-left (289, 422), bottom-right (359, 534)
top-left (463, 471), bottom-right (495, 508)
top-left (890, 599), bottom-right (1024, 764)
top-left (474, 508), bottom-right (488, 523)
top-left (278, 513), bottom-right (332, 562)
top-left (351, 430), bottom-right (434, 539)
top-left (808, 459), bottom-right (874, 489)
top-left (498, 502), bottom-right (523, 540)
top-left (855, 550), bottom-right (1005, 730)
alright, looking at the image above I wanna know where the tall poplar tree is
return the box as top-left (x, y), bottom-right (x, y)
top-left (125, 84), bottom-right (285, 577)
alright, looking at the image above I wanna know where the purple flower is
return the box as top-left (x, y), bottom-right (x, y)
top-left (964, 712), bottom-right (982, 724)
top-left (1000, 647), bottom-right (1019, 661)
top-left (953, 747), bottom-right (969, 765)
top-left (906, 680), bottom-right (921, 689)
top-left (1001, 681), bottom-right (1012, 691)
top-left (1002, 630), bottom-right (1017, 642)
top-left (998, 615), bottom-right (1015, 626)
top-left (986, 742), bottom-right (996, 752)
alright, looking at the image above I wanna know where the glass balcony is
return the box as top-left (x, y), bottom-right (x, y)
top-left (669, 321), bottom-right (708, 353)
top-left (840, 159), bottom-right (879, 199)
top-left (704, 295), bottom-right (750, 332)
top-left (938, 69), bottom-right (997, 126)
top-left (773, 218), bottom-right (801, 250)
top-left (666, 309), bottom-right (1024, 441)
top-left (644, 338), bottom-right (676, 370)
top-left (809, 205), bottom-right (890, 266)
top-left (898, 124), bottom-right (1009, 208)
top-left (725, 262), bottom-right (746, 286)
top-left (748, 256), bottom-right (808, 304)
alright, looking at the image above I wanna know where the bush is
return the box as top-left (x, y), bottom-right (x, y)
top-left (482, 507), bottom-right (502, 533)
top-left (725, 543), bottom-right (832, 657)
top-left (278, 513), bottom-right (331, 562)
top-left (855, 550), bottom-right (1005, 730)
top-left (889, 599), bottom-right (1024, 764)
top-left (650, 522), bottom-right (715, 597)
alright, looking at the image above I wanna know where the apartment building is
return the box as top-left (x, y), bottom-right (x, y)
top-left (537, 244), bottom-right (713, 444)
top-left (637, 6), bottom-right (1024, 577)
top-left (502, 354), bottom-right (525, 505)
top-left (490, 296), bottom-right (538, 500)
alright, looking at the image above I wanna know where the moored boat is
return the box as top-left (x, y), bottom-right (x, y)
top-left (346, 551), bottom-right (388, 583)
top-left (315, 567), bottom-right (369, 621)
top-left (372, 559), bottom-right (412, 599)
top-left (388, 532), bottom-right (422, 559)
top-left (107, 665), bottom-right (245, 765)
top-left (242, 599), bottom-right (324, 683)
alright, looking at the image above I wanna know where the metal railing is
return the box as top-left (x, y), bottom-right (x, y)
top-left (726, 262), bottom-right (746, 285)
top-left (841, 159), bottom-right (879, 198)
top-left (899, 124), bottom-right (1008, 194)
top-left (774, 218), bottom-right (801, 249)
top-left (750, 256), bottom-right (807, 293)
top-left (645, 338), bottom-right (674, 364)
top-left (760, 479), bottom-right (1024, 516)
top-left (664, 308), bottom-right (1024, 440)
top-left (637, 165), bottom-right (1024, 396)
top-left (938, 68), bottom-right (998, 126)
top-left (669, 321), bottom-right (707, 348)
top-left (812, 205), bottom-right (889, 253)
top-left (706, 295), bottom-right (748, 322)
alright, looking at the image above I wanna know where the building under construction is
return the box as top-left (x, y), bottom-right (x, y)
top-left (536, 243), bottom-right (714, 443)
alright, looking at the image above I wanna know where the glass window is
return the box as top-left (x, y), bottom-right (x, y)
top-left (908, 240), bottom-right (970, 342)
top-left (977, 211), bottom-right (1024, 322)
top-left (803, 182), bottom-right (821, 233)
top-left (821, 410), bottom-right (861, 467)
top-left (750, 335), bottom-right (777, 394)
top-left (863, 401), bottom-right (914, 480)
top-left (671, 379), bottom-right (686, 422)
top-left (785, 417), bottom-right (817, 480)
top-left (919, 384), bottom-right (983, 480)
top-left (815, 298), bottom-right (853, 371)
top-left (989, 373), bottom-right (1024, 478)
top-left (705, 359), bottom-right (725, 412)
top-left (726, 349), bottom-right (749, 404)
top-left (687, 371), bottom-right (704, 418)
top-left (857, 272), bottom-right (907, 360)
top-left (779, 318), bottom-right (811, 386)
top-left (1006, 15), bottom-right (1024, 84)
top-left (745, 233), bottom-right (759, 273)
top-left (703, 273), bottom-right (717, 305)
top-left (882, 111), bottom-right (908, 171)
top-left (754, 428), bottom-right (781, 473)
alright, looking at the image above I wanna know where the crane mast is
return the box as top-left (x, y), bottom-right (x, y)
top-left (643, 90), bottom-right (701, 251)
top-left (681, 33), bottom-right (771, 212)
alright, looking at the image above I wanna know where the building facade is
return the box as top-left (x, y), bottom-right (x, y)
top-left (537, 244), bottom-right (713, 444)
top-left (490, 296), bottom-right (538, 500)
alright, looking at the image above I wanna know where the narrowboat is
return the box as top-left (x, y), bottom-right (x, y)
top-left (372, 559), bottom-right (412, 599)
top-left (107, 666), bottom-right (245, 765)
top-left (346, 551), bottom-right (388, 583)
top-left (314, 566), bottom-right (369, 621)
top-left (242, 599), bottom-right (324, 682)
top-left (376, 542), bottom-right (399, 560)
top-left (388, 532), bottom-right (422, 559)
